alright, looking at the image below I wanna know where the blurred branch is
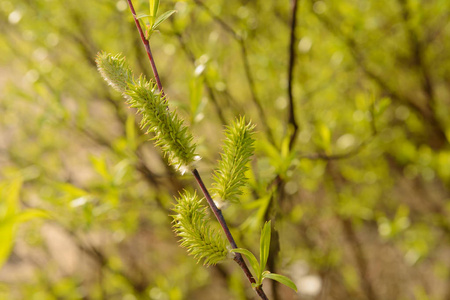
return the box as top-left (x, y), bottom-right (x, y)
top-left (287, 0), bottom-right (300, 150)
top-left (397, 0), bottom-right (436, 116)
top-left (299, 139), bottom-right (371, 161)
top-left (169, 22), bottom-right (228, 126)
top-left (192, 0), bottom-right (276, 145)
top-left (299, 95), bottom-right (378, 161)
top-left (310, 2), bottom-right (448, 149)
top-left (327, 164), bottom-right (380, 300)
top-left (192, 169), bottom-right (269, 299)
top-left (61, 225), bottom-right (149, 295)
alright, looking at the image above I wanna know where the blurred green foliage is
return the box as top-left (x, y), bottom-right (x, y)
top-left (0, 0), bottom-right (449, 299)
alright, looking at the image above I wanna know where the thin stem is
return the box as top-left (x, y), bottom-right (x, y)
top-left (192, 169), bottom-right (238, 248)
top-left (126, 0), bottom-right (165, 97)
top-left (192, 169), bottom-right (269, 300)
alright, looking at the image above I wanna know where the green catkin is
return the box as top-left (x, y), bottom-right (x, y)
top-left (95, 52), bottom-right (134, 95)
top-left (172, 191), bottom-right (229, 266)
top-left (126, 78), bottom-right (197, 174)
top-left (96, 52), bottom-right (198, 174)
top-left (212, 117), bottom-right (255, 206)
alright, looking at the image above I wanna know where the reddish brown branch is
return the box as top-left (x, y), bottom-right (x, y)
top-left (126, 0), bottom-right (165, 97)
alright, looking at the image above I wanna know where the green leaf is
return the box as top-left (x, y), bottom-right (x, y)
top-left (152, 10), bottom-right (177, 30)
top-left (90, 155), bottom-right (111, 181)
top-left (0, 181), bottom-right (48, 269)
top-left (136, 13), bottom-right (151, 20)
top-left (262, 272), bottom-right (298, 292)
top-left (0, 210), bottom-right (49, 230)
top-left (0, 222), bottom-right (14, 268)
top-left (375, 97), bottom-right (391, 116)
top-left (55, 183), bottom-right (88, 200)
top-left (149, 0), bottom-right (160, 27)
top-left (256, 138), bottom-right (296, 179)
top-left (2, 178), bottom-right (22, 217)
top-left (317, 122), bottom-right (331, 152)
top-left (240, 194), bottom-right (272, 232)
top-left (230, 248), bottom-right (262, 284)
top-left (260, 220), bottom-right (271, 274)
top-left (0, 179), bottom-right (22, 268)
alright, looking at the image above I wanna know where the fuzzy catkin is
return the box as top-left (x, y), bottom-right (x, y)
top-left (96, 52), bottom-right (134, 95)
top-left (126, 78), bottom-right (197, 174)
top-left (172, 191), bottom-right (229, 266)
top-left (212, 117), bottom-right (255, 205)
top-left (96, 52), bottom-right (197, 174)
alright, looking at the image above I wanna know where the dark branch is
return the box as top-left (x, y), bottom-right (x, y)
top-left (287, 0), bottom-right (300, 150)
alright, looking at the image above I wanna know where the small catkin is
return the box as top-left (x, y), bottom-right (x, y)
top-left (96, 52), bottom-right (198, 174)
top-left (172, 191), bottom-right (229, 266)
top-left (126, 78), bottom-right (197, 174)
top-left (212, 117), bottom-right (255, 206)
top-left (96, 52), bottom-right (134, 94)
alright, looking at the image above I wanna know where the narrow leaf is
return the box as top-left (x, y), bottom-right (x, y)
top-left (136, 14), bottom-right (151, 20)
top-left (231, 248), bottom-right (261, 284)
top-left (149, 0), bottom-right (160, 27)
top-left (0, 223), bottom-right (14, 268)
top-left (152, 10), bottom-right (177, 30)
top-left (0, 210), bottom-right (49, 229)
top-left (260, 220), bottom-right (271, 273)
top-left (3, 179), bottom-right (21, 217)
top-left (263, 273), bottom-right (298, 292)
top-left (90, 155), bottom-right (111, 181)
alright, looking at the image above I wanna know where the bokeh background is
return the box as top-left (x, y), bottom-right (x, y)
top-left (1, 0), bottom-right (450, 299)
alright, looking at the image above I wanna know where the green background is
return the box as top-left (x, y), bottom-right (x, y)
top-left (1, 0), bottom-right (450, 299)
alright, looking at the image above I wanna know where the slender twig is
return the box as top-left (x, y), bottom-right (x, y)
top-left (192, 169), bottom-right (269, 300)
top-left (126, 0), bottom-right (165, 97)
top-left (326, 165), bottom-right (379, 300)
top-left (298, 139), bottom-right (370, 161)
top-left (287, 0), bottom-right (300, 150)
top-left (192, 0), bottom-right (238, 39)
top-left (239, 40), bottom-right (275, 146)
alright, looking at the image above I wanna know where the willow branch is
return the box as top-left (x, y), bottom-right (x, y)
top-left (126, 0), bottom-right (165, 97)
top-left (125, 1), bottom-right (268, 298)
top-left (192, 169), bottom-right (268, 299)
